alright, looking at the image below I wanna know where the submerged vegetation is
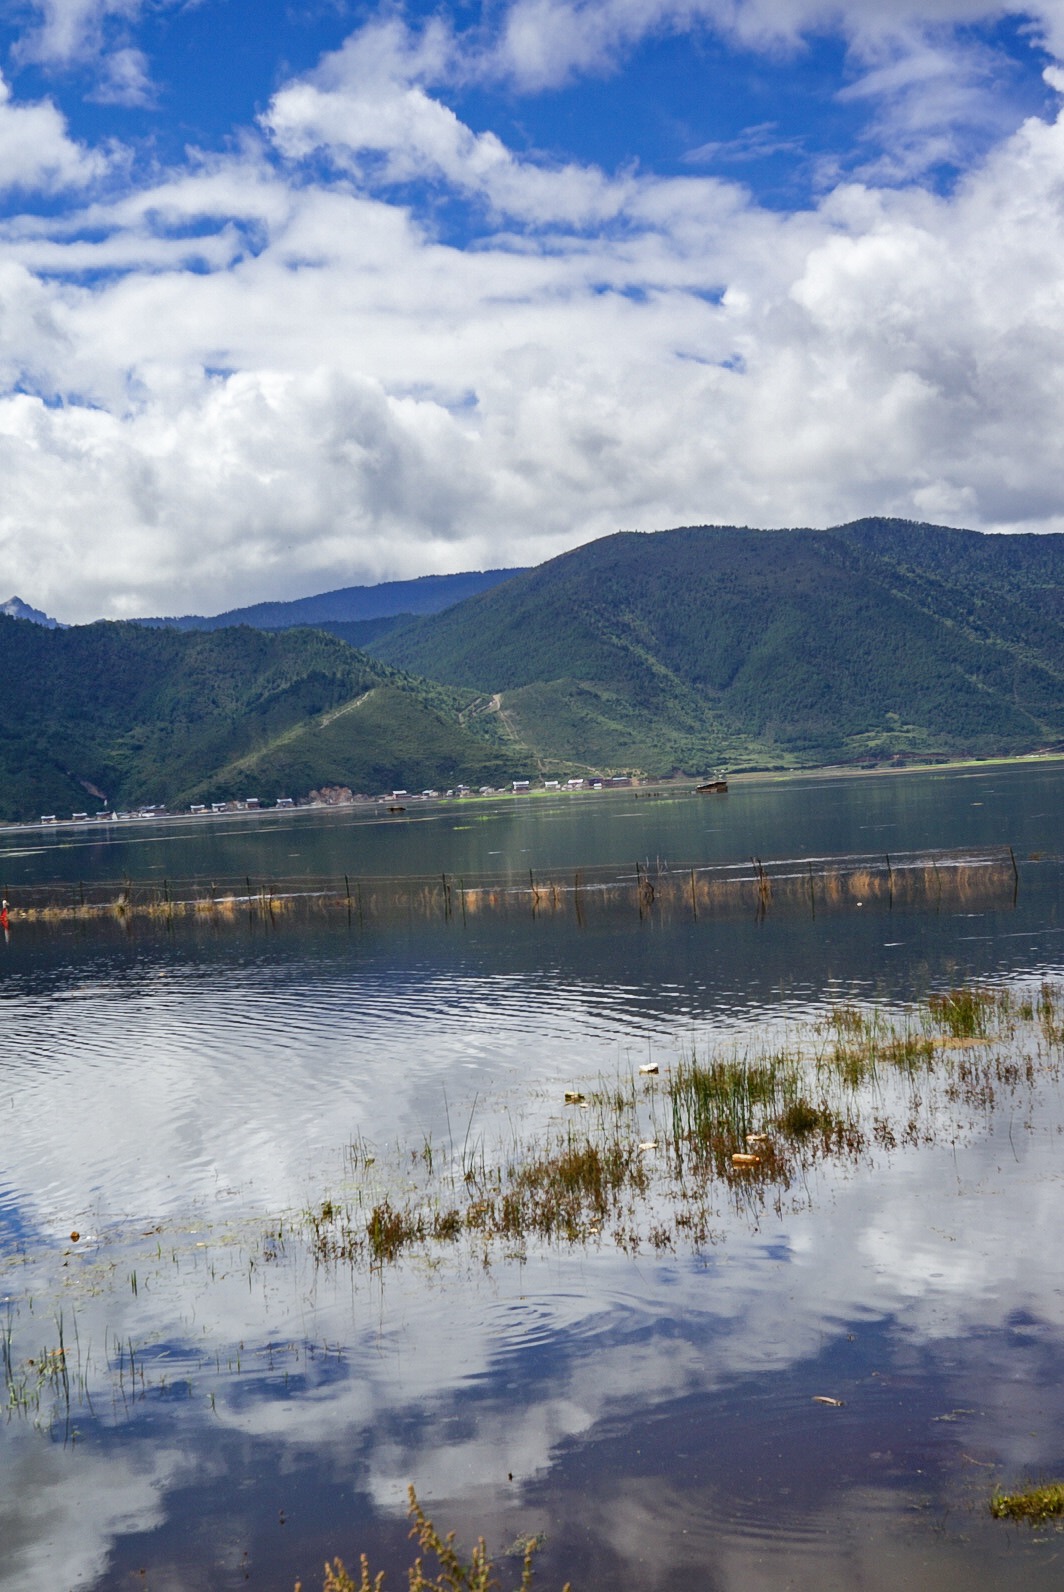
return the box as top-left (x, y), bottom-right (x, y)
top-left (303, 982), bottom-right (1063, 1268)
top-left (296, 1487), bottom-right (570, 1592)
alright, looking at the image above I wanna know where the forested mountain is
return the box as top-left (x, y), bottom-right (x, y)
top-left (4, 518), bottom-right (1062, 823)
top-left (367, 519), bottom-right (1064, 771)
top-left (0, 619), bottom-right (513, 821)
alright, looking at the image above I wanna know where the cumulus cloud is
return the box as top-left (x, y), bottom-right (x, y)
top-left (0, 10), bottom-right (1062, 616)
top-left (0, 73), bottom-right (106, 192)
top-left (263, 18), bottom-right (632, 227)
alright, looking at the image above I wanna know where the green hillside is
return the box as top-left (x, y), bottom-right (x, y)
top-left (4, 518), bottom-right (1062, 820)
top-left (368, 520), bottom-right (1064, 772)
top-left (0, 619), bottom-right (514, 821)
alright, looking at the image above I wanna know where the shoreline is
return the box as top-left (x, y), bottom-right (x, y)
top-left (1, 750), bottom-right (1063, 841)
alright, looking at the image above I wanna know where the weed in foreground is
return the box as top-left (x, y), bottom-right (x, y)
top-left (296, 1486), bottom-right (571, 1591)
top-left (989, 1481), bottom-right (1064, 1523)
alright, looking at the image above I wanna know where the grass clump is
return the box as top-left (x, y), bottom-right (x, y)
top-left (367, 1200), bottom-right (425, 1264)
top-left (989, 1481), bottom-right (1064, 1523)
top-left (926, 986), bottom-right (1002, 1039)
top-left (296, 1485), bottom-right (570, 1591)
top-left (298, 982), bottom-right (1063, 1272)
top-left (670, 1053), bottom-right (796, 1150)
top-left (777, 1098), bottom-right (837, 1138)
top-left (500, 1135), bottom-right (646, 1242)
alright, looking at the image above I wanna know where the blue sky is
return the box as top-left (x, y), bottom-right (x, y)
top-left (1, 0), bottom-right (1063, 619)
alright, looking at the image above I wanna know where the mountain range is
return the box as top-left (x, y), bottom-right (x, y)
top-left (134, 568), bottom-right (524, 635)
top-left (1, 518), bottom-right (1062, 822)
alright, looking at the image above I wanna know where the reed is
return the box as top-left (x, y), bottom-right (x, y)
top-left (0, 846), bottom-right (1018, 932)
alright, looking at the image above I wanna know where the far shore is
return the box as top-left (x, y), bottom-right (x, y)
top-left (1, 749), bottom-right (1062, 839)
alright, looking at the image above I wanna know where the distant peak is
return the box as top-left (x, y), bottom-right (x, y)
top-left (0, 596), bottom-right (62, 628)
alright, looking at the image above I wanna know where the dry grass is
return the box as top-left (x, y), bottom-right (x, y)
top-left (2, 846), bottom-right (1017, 931)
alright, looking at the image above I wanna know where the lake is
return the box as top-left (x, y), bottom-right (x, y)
top-left (1, 762), bottom-right (1063, 1591)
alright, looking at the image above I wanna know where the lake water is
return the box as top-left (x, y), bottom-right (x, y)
top-left (1, 763), bottom-right (1063, 1591)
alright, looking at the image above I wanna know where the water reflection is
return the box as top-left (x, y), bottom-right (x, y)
top-left (2, 767), bottom-right (1064, 1590)
top-left (5, 1109), bottom-right (1064, 1590)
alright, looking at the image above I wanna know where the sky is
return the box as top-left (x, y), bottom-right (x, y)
top-left (0, 2), bottom-right (1063, 620)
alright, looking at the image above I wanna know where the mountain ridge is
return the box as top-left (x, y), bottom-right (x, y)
top-left (133, 567), bottom-right (527, 632)
top-left (365, 518), bottom-right (1064, 770)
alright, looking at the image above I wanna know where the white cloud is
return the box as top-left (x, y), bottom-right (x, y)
top-left (8, 0), bottom-right (165, 107)
top-left (489, 0), bottom-right (1064, 180)
top-left (11, 0), bottom-right (145, 67)
top-left (0, 16), bottom-right (1063, 616)
top-left (490, 0), bottom-right (1064, 88)
top-left (86, 42), bottom-right (154, 105)
top-left (263, 18), bottom-right (632, 228)
top-left (0, 73), bottom-right (106, 192)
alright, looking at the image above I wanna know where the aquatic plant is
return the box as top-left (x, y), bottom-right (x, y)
top-left (926, 986), bottom-right (1002, 1039)
top-left (296, 1486), bottom-right (570, 1592)
top-left (989, 1481), bottom-right (1064, 1523)
top-left (301, 982), bottom-right (1064, 1269)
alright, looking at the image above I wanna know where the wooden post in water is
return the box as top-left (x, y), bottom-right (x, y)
top-left (690, 868), bottom-right (698, 920)
top-left (884, 853), bottom-right (893, 910)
